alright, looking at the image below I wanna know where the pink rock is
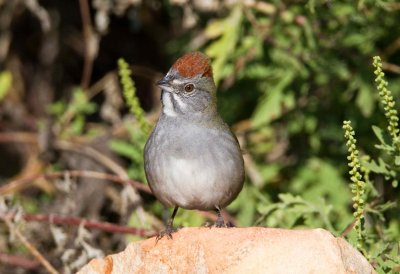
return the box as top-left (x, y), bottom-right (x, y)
top-left (78, 227), bottom-right (375, 274)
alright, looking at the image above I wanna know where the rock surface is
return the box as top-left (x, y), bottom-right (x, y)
top-left (78, 227), bottom-right (375, 274)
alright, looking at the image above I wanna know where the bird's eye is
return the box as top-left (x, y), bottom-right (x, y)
top-left (184, 84), bottom-right (194, 93)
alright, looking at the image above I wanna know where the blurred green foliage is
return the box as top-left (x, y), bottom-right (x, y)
top-left (109, 125), bottom-right (147, 182)
top-left (49, 88), bottom-right (97, 137)
top-left (110, 59), bottom-right (151, 182)
top-left (143, 2), bottom-right (400, 271)
top-left (117, 58), bottom-right (151, 135)
top-left (43, 1), bottom-right (400, 271)
top-left (342, 57), bottom-right (400, 272)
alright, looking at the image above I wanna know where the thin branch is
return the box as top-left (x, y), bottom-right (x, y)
top-left (244, 1), bottom-right (276, 15)
top-left (2, 218), bottom-right (59, 274)
top-left (55, 140), bottom-right (129, 179)
top-left (0, 169), bottom-right (237, 225)
top-left (385, 2), bottom-right (400, 10)
top-left (383, 37), bottom-right (400, 56)
top-left (0, 252), bottom-right (39, 270)
top-left (0, 134), bottom-right (132, 184)
top-left (0, 132), bottom-right (37, 143)
top-left (79, 0), bottom-right (96, 90)
top-left (25, 0), bottom-right (51, 32)
top-left (0, 132), bottom-right (239, 225)
top-left (0, 170), bottom-right (151, 195)
top-left (340, 218), bottom-right (358, 238)
top-left (382, 61), bottom-right (400, 75)
top-left (1, 212), bottom-right (155, 237)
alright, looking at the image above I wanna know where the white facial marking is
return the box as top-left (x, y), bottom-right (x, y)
top-left (172, 93), bottom-right (187, 110)
top-left (172, 79), bottom-right (184, 85)
top-left (162, 92), bottom-right (178, 117)
top-left (160, 85), bottom-right (174, 93)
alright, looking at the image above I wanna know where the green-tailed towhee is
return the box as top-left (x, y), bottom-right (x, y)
top-left (144, 52), bottom-right (245, 240)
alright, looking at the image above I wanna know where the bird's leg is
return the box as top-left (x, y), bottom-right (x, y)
top-left (156, 206), bottom-right (179, 242)
top-left (214, 206), bottom-right (226, 228)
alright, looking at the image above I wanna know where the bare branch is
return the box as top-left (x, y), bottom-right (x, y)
top-left (1, 212), bottom-right (155, 237)
top-left (0, 169), bottom-right (151, 195)
top-left (0, 252), bottom-right (39, 270)
top-left (79, 0), bottom-right (97, 90)
top-left (2, 218), bottom-right (59, 274)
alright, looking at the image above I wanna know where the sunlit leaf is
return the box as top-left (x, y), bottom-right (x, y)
top-left (205, 5), bottom-right (242, 85)
top-left (251, 71), bottom-right (295, 127)
top-left (0, 71), bottom-right (12, 101)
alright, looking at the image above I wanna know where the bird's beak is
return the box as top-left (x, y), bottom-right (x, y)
top-left (156, 77), bottom-right (173, 92)
top-left (157, 78), bottom-right (169, 87)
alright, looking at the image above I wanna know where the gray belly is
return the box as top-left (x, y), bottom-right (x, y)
top-left (144, 123), bottom-right (244, 211)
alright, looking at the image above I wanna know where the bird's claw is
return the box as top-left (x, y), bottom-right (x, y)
top-left (155, 226), bottom-right (175, 243)
top-left (214, 215), bottom-right (227, 228)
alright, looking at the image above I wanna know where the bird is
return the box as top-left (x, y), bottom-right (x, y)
top-left (144, 52), bottom-right (245, 240)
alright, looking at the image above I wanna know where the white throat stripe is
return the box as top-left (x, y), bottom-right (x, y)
top-left (162, 92), bottom-right (178, 117)
top-left (172, 93), bottom-right (187, 110)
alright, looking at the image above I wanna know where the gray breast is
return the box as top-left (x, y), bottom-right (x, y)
top-left (144, 117), bottom-right (244, 211)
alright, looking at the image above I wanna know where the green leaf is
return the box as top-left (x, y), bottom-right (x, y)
top-left (259, 164), bottom-right (280, 185)
top-left (252, 86), bottom-right (282, 127)
top-left (0, 71), bottom-right (12, 101)
top-left (278, 193), bottom-right (305, 204)
top-left (205, 5), bottom-right (243, 85)
top-left (251, 71), bottom-right (295, 127)
top-left (48, 101), bottom-right (66, 116)
top-left (109, 139), bottom-right (139, 160)
top-left (70, 115), bottom-right (85, 135)
top-left (204, 19), bottom-right (226, 38)
top-left (241, 64), bottom-right (272, 79)
top-left (71, 88), bottom-right (97, 114)
top-left (356, 85), bottom-right (375, 117)
top-left (395, 156), bottom-right (400, 166)
top-left (231, 185), bottom-right (256, 226)
top-left (372, 125), bottom-right (386, 145)
top-left (363, 158), bottom-right (389, 175)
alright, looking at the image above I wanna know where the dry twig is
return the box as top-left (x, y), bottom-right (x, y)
top-left (382, 61), bottom-right (400, 75)
top-left (0, 132), bottom-right (37, 144)
top-left (0, 252), bottom-right (39, 270)
top-left (79, 0), bottom-right (97, 90)
top-left (55, 140), bottom-right (129, 179)
top-left (2, 217), bottom-right (59, 274)
top-left (0, 169), bottom-right (151, 195)
top-left (1, 212), bottom-right (155, 237)
top-left (0, 169), bottom-right (237, 225)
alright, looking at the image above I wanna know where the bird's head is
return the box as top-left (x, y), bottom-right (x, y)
top-left (157, 52), bottom-right (217, 118)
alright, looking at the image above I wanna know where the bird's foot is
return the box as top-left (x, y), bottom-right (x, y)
top-left (214, 214), bottom-right (227, 228)
top-left (155, 225), bottom-right (175, 243)
top-left (205, 220), bottom-right (234, 228)
top-left (156, 206), bottom-right (179, 243)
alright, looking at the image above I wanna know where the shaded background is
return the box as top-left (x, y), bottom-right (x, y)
top-left (0, 0), bottom-right (399, 273)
